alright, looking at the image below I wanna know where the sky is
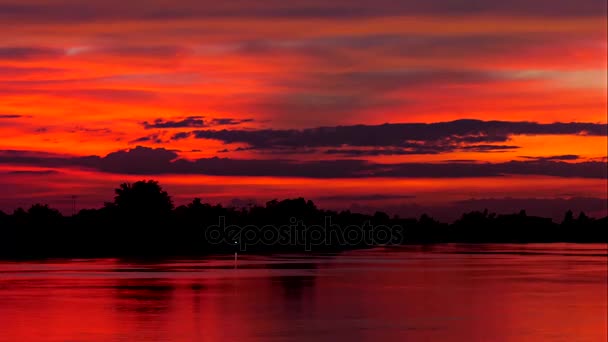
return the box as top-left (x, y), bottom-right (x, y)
top-left (0, 0), bottom-right (606, 220)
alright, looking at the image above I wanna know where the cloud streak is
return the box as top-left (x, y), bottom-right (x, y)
top-left (0, 146), bottom-right (605, 179)
top-left (1, 0), bottom-right (605, 24)
top-left (170, 120), bottom-right (607, 155)
top-left (0, 46), bottom-right (62, 60)
top-left (142, 116), bottom-right (253, 129)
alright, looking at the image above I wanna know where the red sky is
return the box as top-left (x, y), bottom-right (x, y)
top-left (0, 0), bottom-right (606, 219)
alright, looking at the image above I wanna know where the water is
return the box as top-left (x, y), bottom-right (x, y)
top-left (0, 244), bottom-right (606, 342)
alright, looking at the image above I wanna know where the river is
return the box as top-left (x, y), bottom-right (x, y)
top-left (0, 244), bottom-right (606, 341)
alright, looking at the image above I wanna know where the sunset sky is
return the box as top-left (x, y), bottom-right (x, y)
top-left (0, 0), bottom-right (606, 219)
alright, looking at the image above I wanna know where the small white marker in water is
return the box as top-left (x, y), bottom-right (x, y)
top-left (233, 241), bottom-right (238, 269)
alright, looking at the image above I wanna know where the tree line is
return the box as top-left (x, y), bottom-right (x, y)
top-left (0, 180), bottom-right (605, 258)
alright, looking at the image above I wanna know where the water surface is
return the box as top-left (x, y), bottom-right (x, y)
top-left (0, 244), bottom-right (606, 341)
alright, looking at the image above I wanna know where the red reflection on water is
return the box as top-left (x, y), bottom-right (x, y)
top-left (0, 244), bottom-right (606, 342)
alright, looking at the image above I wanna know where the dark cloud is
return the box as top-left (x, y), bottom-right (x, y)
top-left (320, 194), bottom-right (416, 201)
top-left (172, 120), bottom-right (607, 151)
top-left (0, 114), bottom-right (25, 119)
top-left (67, 126), bottom-right (113, 135)
top-left (443, 159), bottom-right (478, 163)
top-left (129, 134), bottom-right (165, 144)
top-left (520, 155), bottom-right (580, 161)
top-left (219, 146), bottom-right (318, 154)
top-left (5, 170), bottom-right (60, 175)
top-left (324, 148), bottom-right (435, 156)
top-left (143, 116), bottom-right (205, 129)
top-left (172, 132), bottom-right (192, 140)
top-left (376, 160), bottom-right (607, 179)
top-left (94, 146), bottom-right (179, 174)
top-left (0, 146), bottom-right (605, 179)
top-left (0, 46), bottom-right (61, 60)
top-left (324, 144), bottom-right (520, 156)
top-left (143, 116), bottom-right (253, 129)
top-left (460, 144), bottom-right (520, 152)
top-left (0, 149), bottom-right (64, 158)
top-left (1, 1), bottom-right (605, 24)
top-left (211, 118), bottom-right (254, 125)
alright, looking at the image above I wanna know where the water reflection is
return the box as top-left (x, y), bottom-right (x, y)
top-left (0, 244), bottom-right (605, 342)
top-left (268, 262), bottom-right (317, 299)
top-left (114, 278), bottom-right (175, 313)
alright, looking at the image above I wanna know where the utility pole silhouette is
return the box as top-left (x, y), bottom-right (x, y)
top-left (71, 195), bottom-right (77, 216)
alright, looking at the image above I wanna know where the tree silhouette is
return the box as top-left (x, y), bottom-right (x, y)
top-left (562, 210), bottom-right (575, 225)
top-left (27, 204), bottom-right (62, 221)
top-left (577, 211), bottom-right (590, 224)
top-left (0, 179), bottom-right (605, 258)
top-left (113, 180), bottom-right (173, 217)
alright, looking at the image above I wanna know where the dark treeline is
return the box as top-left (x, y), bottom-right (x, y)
top-left (0, 180), bottom-right (606, 258)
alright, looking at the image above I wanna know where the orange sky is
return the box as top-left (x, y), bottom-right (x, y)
top-left (0, 0), bottom-right (606, 218)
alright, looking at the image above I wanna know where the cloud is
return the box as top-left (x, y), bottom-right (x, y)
top-left (520, 155), bottom-right (581, 161)
top-left (143, 116), bottom-right (205, 129)
top-left (0, 146), bottom-right (605, 179)
top-left (377, 160), bottom-right (607, 179)
top-left (460, 145), bottom-right (520, 152)
top-left (129, 134), bottom-right (165, 144)
top-left (324, 144), bottom-right (520, 156)
top-left (4, 170), bottom-right (60, 175)
top-left (171, 120), bottom-right (607, 154)
top-left (320, 194), bottom-right (416, 201)
top-left (143, 116), bottom-right (254, 129)
top-left (171, 132), bottom-right (192, 140)
top-left (0, 46), bottom-right (62, 60)
top-left (0, 114), bottom-right (25, 119)
top-left (211, 118), bottom-right (254, 125)
top-left (67, 126), bottom-right (113, 135)
top-left (324, 148), bottom-right (440, 156)
top-left (94, 146), bottom-right (179, 174)
top-left (1, 1), bottom-right (605, 24)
